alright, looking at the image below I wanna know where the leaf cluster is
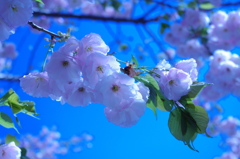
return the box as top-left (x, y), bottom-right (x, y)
top-left (0, 89), bottom-right (38, 151)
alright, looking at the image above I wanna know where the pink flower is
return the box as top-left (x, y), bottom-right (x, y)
top-left (0, 0), bottom-right (33, 28)
top-left (210, 50), bottom-right (231, 68)
top-left (211, 11), bottom-right (228, 26)
top-left (104, 98), bottom-right (146, 127)
top-left (66, 80), bottom-right (94, 106)
top-left (175, 58), bottom-right (198, 81)
top-left (79, 33), bottom-right (109, 55)
top-left (0, 19), bottom-right (14, 41)
top-left (20, 72), bottom-right (51, 97)
top-left (217, 61), bottom-right (239, 82)
top-left (82, 53), bottom-right (120, 88)
top-left (94, 72), bottom-right (140, 108)
top-left (181, 9), bottom-right (209, 29)
top-left (76, 33), bottom-right (110, 69)
top-left (158, 68), bottom-right (192, 101)
top-left (0, 43), bottom-right (18, 59)
top-left (58, 37), bottom-right (80, 56)
top-left (176, 39), bottom-right (209, 58)
top-left (46, 50), bottom-right (81, 85)
top-left (217, 152), bottom-right (238, 159)
top-left (136, 82), bottom-right (149, 102)
top-left (0, 142), bottom-right (21, 159)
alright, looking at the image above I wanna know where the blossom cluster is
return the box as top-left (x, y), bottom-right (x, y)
top-left (208, 10), bottom-right (240, 52)
top-left (201, 50), bottom-right (240, 101)
top-left (164, 9), bottom-right (240, 59)
top-left (20, 126), bottom-right (93, 159)
top-left (153, 58), bottom-right (198, 101)
top-left (80, 0), bottom-right (133, 18)
top-left (208, 115), bottom-right (240, 159)
top-left (31, 0), bottom-right (134, 31)
top-left (20, 33), bottom-right (149, 128)
top-left (164, 8), bottom-right (210, 58)
top-left (0, 0), bottom-right (33, 41)
top-left (192, 99), bottom-right (240, 158)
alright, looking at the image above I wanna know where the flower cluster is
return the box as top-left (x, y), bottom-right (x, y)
top-left (164, 8), bottom-right (210, 58)
top-left (201, 50), bottom-right (240, 101)
top-left (208, 115), bottom-right (240, 159)
top-left (153, 58), bottom-right (198, 101)
top-left (165, 9), bottom-right (240, 59)
top-left (20, 126), bottom-right (93, 159)
top-left (208, 10), bottom-right (240, 52)
top-left (31, 0), bottom-right (134, 31)
top-left (20, 33), bottom-right (149, 127)
top-left (0, 0), bottom-right (33, 41)
top-left (80, 0), bottom-right (133, 18)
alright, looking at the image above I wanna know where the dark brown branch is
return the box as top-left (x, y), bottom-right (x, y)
top-left (33, 12), bottom-right (162, 24)
top-left (0, 75), bottom-right (21, 81)
top-left (28, 21), bottom-right (62, 39)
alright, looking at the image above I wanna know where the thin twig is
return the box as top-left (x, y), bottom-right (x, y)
top-left (135, 24), bottom-right (158, 64)
top-left (28, 21), bottom-right (62, 39)
top-left (140, 4), bottom-right (159, 19)
top-left (0, 75), bottom-right (22, 81)
top-left (142, 24), bottom-right (172, 63)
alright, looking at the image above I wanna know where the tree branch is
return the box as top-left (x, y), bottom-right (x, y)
top-left (33, 12), bottom-right (162, 24)
top-left (0, 75), bottom-right (21, 81)
top-left (28, 21), bottom-right (62, 39)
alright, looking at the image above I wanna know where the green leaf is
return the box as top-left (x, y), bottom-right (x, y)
top-left (200, 27), bottom-right (208, 36)
top-left (111, 0), bottom-right (121, 10)
top-left (119, 44), bottom-right (129, 51)
top-left (145, 0), bottom-right (153, 4)
top-left (177, 10), bottom-right (185, 16)
top-left (134, 75), bottom-right (159, 91)
top-left (19, 101), bottom-right (38, 116)
top-left (131, 55), bottom-right (139, 67)
top-left (168, 107), bottom-right (199, 152)
top-left (183, 81), bottom-right (211, 99)
top-left (188, 1), bottom-right (197, 8)
top-left (14, 116), bottom-right (21, 128)
top-left (6, 134), bottom-right (20, 146)
top-left (20, 147), bottom-right (30, 159)
top-left (134, 75), bottom-right (165, 116)
top-left (0, 89), bottom-right (38, 116)
top-left (21, 147), bottom-right (27, 156)
top-left (146, 99), bottom-right (157, 117)
top-left (162, 14), bottom-right (170, 21)
top-left (160, 23), bottom-right (170, 34)
top-left (200, 2), bottom-right (215, 10)
top-left (34, 0), bottom-right (44, 4)
top-left (168, 107), bottom-right (197, 143)
top-left (0, 112), bottom-right (18, 133)
top-left (162, 99), bottom-right (174, 112)
top-left (186, 105), bottom-right (209, 134)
